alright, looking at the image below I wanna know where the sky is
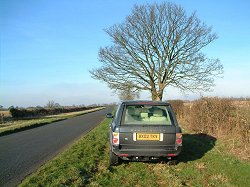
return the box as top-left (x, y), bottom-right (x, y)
top-left (0, 0), bottom-right (250, 107)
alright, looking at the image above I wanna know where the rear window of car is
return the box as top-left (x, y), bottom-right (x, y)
top-left (123, 105), bottom-right (173, 125)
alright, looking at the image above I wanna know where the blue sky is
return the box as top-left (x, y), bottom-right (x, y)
top-left (1, 0), bottom-right (250, 107)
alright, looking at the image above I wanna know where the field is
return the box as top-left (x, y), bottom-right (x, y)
top-left (0, 107), bottom-right (105, 136)
top-left (0, 110), bottom-right (11, 117)
top-left (20, 118), bottom-right (250, 187)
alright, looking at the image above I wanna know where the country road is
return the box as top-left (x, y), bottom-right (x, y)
top-left (0, 107), bottom-right (112, 187)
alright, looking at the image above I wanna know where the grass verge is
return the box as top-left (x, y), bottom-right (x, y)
top-left (0, 107), bottom-right (105, 136)
top-left (20, 119), bottom-right (249, 187)
top-left (20, 119), bottom-right (110, 187)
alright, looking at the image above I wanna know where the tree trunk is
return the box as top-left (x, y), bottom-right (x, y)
top-left (151, 89), bottom-right (163, 101)
top-left (151, 90), bottom-right (158, 101)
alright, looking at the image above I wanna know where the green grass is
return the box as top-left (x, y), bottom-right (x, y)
top-left (0, 107), bottom-right (105, 136)
top-left (20, 119), bottom-right (110, 187)
top-left (20, 119), bottom-right (250, 187)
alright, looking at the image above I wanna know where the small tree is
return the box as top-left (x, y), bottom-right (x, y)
top-left (54, 103), bottom-right (61, 107)
top-left (46, 100), bottom-right (60, 108)
top-left (90, 2), bottom-right (223, 101)
top-left (8, 106), bottom-right (14, 110)
top-left (118, 83), bottom-right (140, 100)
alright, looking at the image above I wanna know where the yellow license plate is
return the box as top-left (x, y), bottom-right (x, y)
top-left (136, 133), bottom-right (160, 141)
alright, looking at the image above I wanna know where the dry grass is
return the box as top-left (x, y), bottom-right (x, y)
top-left (171, 97), bottom-right (250, 161)
top-left (0, 110), bottom-right (11, 117)
top-left (232, 100), bottom-right (250, 108)
top-left (187, 98), bottom-right (233, 136)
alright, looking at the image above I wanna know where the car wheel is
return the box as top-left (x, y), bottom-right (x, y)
top-left (168, 156), bottom-right (178, 165)
top-left (109, 149), bottom-right (120, 166)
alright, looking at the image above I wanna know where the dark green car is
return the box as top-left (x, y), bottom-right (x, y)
top-left (106, 100), bottom-right (182, 166)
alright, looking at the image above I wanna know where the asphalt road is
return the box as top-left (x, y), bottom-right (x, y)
top-left (0, 107), bottom-right (111, 187)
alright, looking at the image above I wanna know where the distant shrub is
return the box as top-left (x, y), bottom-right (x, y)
top-left (34, 108), bottom-right (48, 116)
top-left (9, 108), bottom-right (21, 118)
top-left (9, 106), bottom-right (97, 118)
top-left (10, 108), bottom-right (34, 118)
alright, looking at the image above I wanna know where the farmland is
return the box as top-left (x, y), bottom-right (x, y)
top-left (20, 98), bottom-right (250, 187)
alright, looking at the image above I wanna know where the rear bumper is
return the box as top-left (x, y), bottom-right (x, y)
top-left (112, 145), bottom-right (182, 157)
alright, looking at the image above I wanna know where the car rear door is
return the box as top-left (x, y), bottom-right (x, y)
top-left (119, 125), bottom-right (177, 149)
top-left (118, 104), bottom-right (178, 150)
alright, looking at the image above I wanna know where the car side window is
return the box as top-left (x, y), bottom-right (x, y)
top-left (111, 104), bottom-right (121, 130)
top-left (112, 105), bottom-right (119, 122)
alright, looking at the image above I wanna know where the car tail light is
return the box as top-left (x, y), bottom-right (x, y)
top-left (167, 154), bottom-right (176, 157)
top-left (113, 132), bottom-right (119, 145)
top-left (119, 154), bottom-right (128, 157)
top-left (176, 133), bottom-right (182, 145)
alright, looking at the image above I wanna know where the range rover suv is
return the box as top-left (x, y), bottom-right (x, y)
top-left (106, 100), bottom-right (182, 166)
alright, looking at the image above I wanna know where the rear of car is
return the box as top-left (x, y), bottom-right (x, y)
top-left (108, 101), bottom-right (182, 166)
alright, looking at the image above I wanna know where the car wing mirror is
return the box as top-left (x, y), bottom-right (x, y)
top-left (106, 113), bottom-right (113, 118)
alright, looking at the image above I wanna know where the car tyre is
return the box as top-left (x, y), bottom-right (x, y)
top-left (109, 149), bottom-right (120, 166)
top-left (168, 156), bottom-right (178, 165)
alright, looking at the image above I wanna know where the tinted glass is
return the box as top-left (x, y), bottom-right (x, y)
top-left (123, 105), bottom-right (173, 125)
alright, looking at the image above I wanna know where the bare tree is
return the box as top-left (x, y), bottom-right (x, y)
top-left (46, 100), bottom-right (60, 108)
top-left (90, 2), bottom-right (223, 101)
